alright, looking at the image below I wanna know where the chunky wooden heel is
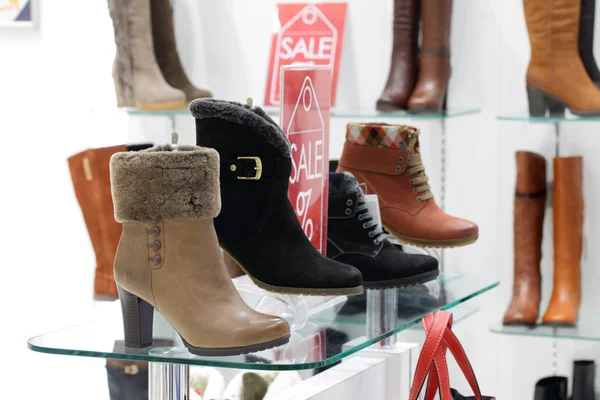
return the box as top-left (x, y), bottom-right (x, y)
top-left (117, 286), bottom-right (154, 348)
top-left (527, 86), bottom-right (566, 117)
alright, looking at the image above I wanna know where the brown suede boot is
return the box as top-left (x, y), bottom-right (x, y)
top-left (150, 0), bottom-right (212, 101)
top-left (542, 157), bottom-right (584, 326)
top-left (524, 0), bottom-right (600, 116)
top-left (376, 0), bottom-right (419, 111)
top-left (503, 152), bottom-right (546, 326)
top-left (111, 145), bottom-right (290, 355)
top-left (107, 0), bottom-right (187, 110)
top-left (337, 123), bottom-right (478, 248)
top-left (68, 145), bottom-right (127, 298)
top-left (407, 0), bottom-right (452, 113)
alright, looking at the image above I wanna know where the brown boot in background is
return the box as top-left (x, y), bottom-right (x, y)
top-left (107, 0), bottom-right (187, 110)
top-left (503, 151), bottom-right (546, 326)
top-left (524, 0), bottom-right (600, 116)
top-left (68, 145), bottom-right (127, 298)
top-left (337, 123), bottom-right (478, 248)
top-left (542, 157), bottom-right (584, 326)
top-left (376, 0), bottom-right (419, 111)
top-left (150, 0), bottom-right (212, 101)
top-left (407, 0), bottom-right (452, 114)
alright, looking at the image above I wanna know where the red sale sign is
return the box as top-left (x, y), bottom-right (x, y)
top-left (265, 3), bottom-right (347, 107)
top-left (281, 66), bottom-right (331, 255)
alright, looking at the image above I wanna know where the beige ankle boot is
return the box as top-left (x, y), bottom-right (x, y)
top-left (107, 0), bottom-right (187, 110)
top-left (110, 145), bottom-right (290, 356)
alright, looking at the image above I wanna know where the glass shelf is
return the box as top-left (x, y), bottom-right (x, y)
top-left (28, 274), bottom-right (497, 371)
top-left (497, 112), bottom-right (600, 123)
top-left (124, 106), bottom-right (480, 119)
top-left (490, 316), bottom-right (600, 341)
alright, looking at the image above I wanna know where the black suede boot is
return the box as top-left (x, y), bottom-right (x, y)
top-left (327, 172), bottom-right (439, 288)
top-left (534, 377), bottom-right (568, 400)
top-left (191, 99), bottom-right (362, 296)
top-left (572, 360), bottom-right (596, 400)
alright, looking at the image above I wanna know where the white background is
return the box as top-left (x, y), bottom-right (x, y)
top-left (2, 0), bottom-right (600, 399)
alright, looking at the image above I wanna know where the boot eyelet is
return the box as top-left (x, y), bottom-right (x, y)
top-left (395, 165), bottom-right (401, 172)
top-left (346, 199), bottom-right (353, 206)
top-left (368, 231), bottom-right (375, 237)
top-left (345, 208), bottom-right (352, 215)
top-left (358, 214), bottom-right (364, 221)
top-left (413, 188), bottom-right (417, 193)
top-left (416, 196), bottom-right (422, 201)
top-left (397, 157), bottom-right (403, 162)
top-left (362, 223), bottom-right (367, 229)
top-left (149, 227), bottom-right (160, 236)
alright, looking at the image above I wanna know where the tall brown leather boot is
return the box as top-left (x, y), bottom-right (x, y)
top-left (69, 145), bottom-right (127, 298)
top-left (503, 152), bottom-right (547, 326)
top-left (337, 123), bottom-right (478, 248)
top-left (524, 0), bottom-right (600, 116)
top-left (150, 0), bottom-right (212, 101)
top-left (376, 0), bottom-right (419, 111)
top-left (542, 157), bottom-right (584, 326)
top-left (407, 0), bottom-right (452, 113)
top-left (107, 0), bottom-right (187, 110)
top-left (111, 145), bottom-right (290, 355)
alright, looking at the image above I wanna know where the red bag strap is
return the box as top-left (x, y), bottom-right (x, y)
top-left (408, 311), bottom-right (451, 400)
top-left (419, 311), bottom-right (484, 400)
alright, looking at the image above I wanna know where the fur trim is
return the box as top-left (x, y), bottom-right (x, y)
top-left (189, 98), bottom-right (291, 157)
top-left (110, 145), bottom-right (221, 222)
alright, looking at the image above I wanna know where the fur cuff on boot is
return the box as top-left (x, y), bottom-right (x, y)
top-left (110, 145), bottom-right (220, 222)
top-left (189, 98), bottom-right (291, 157)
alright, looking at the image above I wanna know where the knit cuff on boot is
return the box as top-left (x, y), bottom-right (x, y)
top-left (110, 145), bottom-right (220, 222)
top-left (346, 123), bottom-right (417, 149)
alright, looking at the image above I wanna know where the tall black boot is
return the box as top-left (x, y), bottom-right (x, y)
top-left (580, 0), bottom-right (600, 87)
top-left (534, 377), bottom-right (568, 400)
top-left (572, 360), bottom-right (596, 400)
top-left (327, 172), bottom-right (439, 288)
top-left (192, 99), bottom-right (362, 296)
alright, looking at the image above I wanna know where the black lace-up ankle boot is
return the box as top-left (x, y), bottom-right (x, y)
top-left (327, 172), bottom-right (439, 288)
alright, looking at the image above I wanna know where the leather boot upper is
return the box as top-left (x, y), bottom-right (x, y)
top-left (338, 123), bottom-right (478, 245)
top-left (503, 151), bottom-right (546, 325)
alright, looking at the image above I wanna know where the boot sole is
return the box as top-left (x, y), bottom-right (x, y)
top-left (382, 222), bottom-right (478, 248)
top-left (223, 249), bottom-right (364, 296)
top-left (362, 269), bottom-right (440, 289)
top-left (502, 320), bottom-right (537, 327)
top-left (180, 335), bottom-right (290, 357)
top-left (135, 100), bottom-right (188, 111)
top-left (118, 286), bottom-right (291, 356)
top-left (376, 101), bottom-right (407, 112)
top-left (541, 321), bottom-right (576, 328)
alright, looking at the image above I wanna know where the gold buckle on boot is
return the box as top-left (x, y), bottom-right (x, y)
top-left (237, 157), bottom-right (263, 180)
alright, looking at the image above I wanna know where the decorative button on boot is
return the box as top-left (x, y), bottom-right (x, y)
top-left (503, 152), bottom-right (546, 326)
top-left (111, 145), bottom-right (290, 356)
top-left (192, 99), bottom-right (363, 296)
top-left (337, 123), bottom-right (478, 248)
top-left (328, 172), bottom-right (439, 288)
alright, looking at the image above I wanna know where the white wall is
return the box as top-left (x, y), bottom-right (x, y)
top-left (3, 0), bottom-right (600, 399)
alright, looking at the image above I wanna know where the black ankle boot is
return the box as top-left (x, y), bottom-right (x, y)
top-left (572, 360), bottom-right (596, 400)
top-left (191, 99), bottom-right (362, 296)
top-left (327, 172), bottom-right (439, 288)
top-left (534, 376), bottom-right (568, 400)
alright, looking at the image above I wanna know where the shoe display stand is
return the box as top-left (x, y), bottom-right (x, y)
top-left (28, 273), bottom-right (497, 400)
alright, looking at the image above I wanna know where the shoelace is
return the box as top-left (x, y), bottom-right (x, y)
top-left (356, 192), bottom-right (386, 245)
top-left (406, 132), bottom-right (434, 202)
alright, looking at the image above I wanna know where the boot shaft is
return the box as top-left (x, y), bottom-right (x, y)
top-left (420, 0), bottom-right (452, 49)
top-left (572, 360), bottom-right (596, 400)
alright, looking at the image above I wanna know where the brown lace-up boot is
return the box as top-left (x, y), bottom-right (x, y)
top-left (337, 123), bottom-right (478, 248)
top-left (503, 152), bottom-right (546, 326)
top-left (376, 0), bottom-right (419, 111)
top-left (542, 156), bottom-right (584, 326)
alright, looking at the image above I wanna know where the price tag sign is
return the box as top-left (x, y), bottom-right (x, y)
top-left (281, 66), bottom-right (331, 255)
top-left (265, 3), bottom-right (347, 107)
